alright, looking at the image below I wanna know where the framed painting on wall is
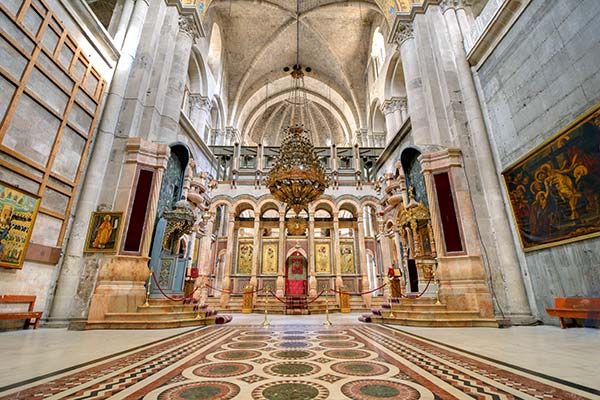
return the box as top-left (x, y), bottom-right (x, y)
top-left (315, 242), bottom-right (331, 274)
top-left (261, 242), bottom-right (278, 274)
top-left (340, 241), bottom-right (355, 273)
top-left (503, 103), bottom-right (600, 251)
top-left (0, 181), bottom-right (41, 269)
top-left (84, 212), bottom-right (123, 253)
top-left (237, 240), bottom-right (253, 274)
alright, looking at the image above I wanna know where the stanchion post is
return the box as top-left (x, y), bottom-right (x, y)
top-left (434, 261), bottom-right (442, 305)
top-left (261, 286), bottom-right (270, 327)
top-left (323, 286), bottom-right (332, 326)
top-left (141, 270), bottom-right (152, 307)
top-left (195, 282), bottom-right (204, 320)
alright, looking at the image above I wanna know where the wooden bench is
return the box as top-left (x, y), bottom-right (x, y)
top-left (546, 297), bottom-right (600, 329)
top-left (0, 295), bottom-right (43, 329)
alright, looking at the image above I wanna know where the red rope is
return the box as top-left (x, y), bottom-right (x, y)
top-left (307, 289), bottom-right (326, 304)
top-left (331, 282), bottom-right (387, 296)
top-left (268, 290), bottom-right (290, 305)
top-left (397, 276), bottom-right (433, 299)
top-left (205, 283), bottom-right (264, 295)
top-left (151, 272), bottom-right (198, 302)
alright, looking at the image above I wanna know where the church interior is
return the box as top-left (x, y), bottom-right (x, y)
top-left (0, 0), bottom-right (599, 398)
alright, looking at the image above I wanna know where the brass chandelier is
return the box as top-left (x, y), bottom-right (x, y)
top-left (265, 0), bottom-right (329, 215)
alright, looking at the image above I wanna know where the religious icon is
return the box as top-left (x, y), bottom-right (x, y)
top-left (0, 181), bottom-right (40, 269)
top-left (340, 243), bottom-right (355, 273)
top-left (261, 242), bottom-right (278, 274)
top-left (84, 212), bottom-right (123, 253)
top-left (237, 241), bottom-right (253, 274)
top-left (315, 242), bottom-right (330, 273)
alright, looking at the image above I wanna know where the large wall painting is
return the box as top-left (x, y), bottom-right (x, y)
top-left (0, 182), bottom-right (40, 269)
top-left (237, 240), bottom-right (253, 274)
top-left (503, 104), bottom-right (600, 251)
top-left (315, 242), bottom-right (331, 274)
top-left (340, 241), bottom-right (356, 273)
top-left (261, 242), bottom-right (278, 275)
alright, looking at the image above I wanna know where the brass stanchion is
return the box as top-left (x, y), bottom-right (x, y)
top-left (261, 286), bottom-right (270, 328)
top-left (388, 295), bottom-right (395, 319)
top-left (323, 287), bottom-right (332, 326)
top-left (434, 263), bottom-right (442, 305)
top-left (141, 270), bottom-right (152, 307)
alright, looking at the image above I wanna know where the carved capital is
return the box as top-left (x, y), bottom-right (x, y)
top-left (440, 0), bottom-right (469, 13)
top-left (394, 22), bottom-right (414, 47)
top-left (381, 96), bottom-right (407, 115)
top-left (188, 94), bottom-right (211, 111)
top-left (178, 15), bottom-right (200, 41)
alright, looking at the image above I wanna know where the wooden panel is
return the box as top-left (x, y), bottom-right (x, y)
top-left (0, 1), bottom-right (106, 247)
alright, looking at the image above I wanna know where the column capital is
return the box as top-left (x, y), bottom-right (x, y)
top-left (381, 96), bottom-right (407, 115)
top-left (440, 0), bottom-right (469, 14)
top-left (189, 94), bottom-right (211, 112)
top-left (178, 15), bottom-right (200, 41)
top-left (394, 22), bottom-right (414, 47)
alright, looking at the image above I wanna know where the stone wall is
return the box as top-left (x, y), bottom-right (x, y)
top-left (477, 0), bottom-right (600, 323)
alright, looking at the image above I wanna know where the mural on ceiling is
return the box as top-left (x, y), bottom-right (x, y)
top-left (375, 0), bottom-right (411, 21)
top-left (503, 103), bottom-right (600, 251)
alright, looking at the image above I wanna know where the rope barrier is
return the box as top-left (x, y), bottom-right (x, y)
top-left (266, 290), bottom-right (326, 306)
top-left (397, 275), bottom-right (433, 299)
top-left (331, 282), bottom-right (387, 296)
top-left (205, 283), bottom-right (264, 295)
top-left (151, 272), bottom-right (199, 302)
top-left (307, 289), bottom-right (326, 304)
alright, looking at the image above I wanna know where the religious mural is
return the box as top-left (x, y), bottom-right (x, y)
top-left (340, 242), bottom-right (355, 273)
top-left (503, 105), bottom-right (600, 251)
top-left (237, 240), bottom-right (253, 274)
top-left (261, 242), bottom-right (278, 274)
top-left (0, 182), bottom-right (40, 269)
top-left (84, 212), bottom-right (123, 253)
top-left (315, 242), bottom-right (331, 274)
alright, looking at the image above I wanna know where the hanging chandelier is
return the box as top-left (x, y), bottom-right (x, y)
top-left (265, 0), bottom-right (329, 215)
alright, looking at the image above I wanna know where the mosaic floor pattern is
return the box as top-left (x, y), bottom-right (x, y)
top-left (1, 324), bottom-right (598, 400)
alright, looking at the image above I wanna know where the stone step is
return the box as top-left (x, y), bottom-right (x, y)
top-left (82, 317), bottom-right (218, 330)
top-left (386, 303), bottom-right (448, 312)
top-left (375, 310), bottom-right (483, 320)
top-left (364, 316), bottom-right (499, 328)
top-left (105, 311), bottom-right (214, 321)
top-left (137, 304), bottom-right (197, 313)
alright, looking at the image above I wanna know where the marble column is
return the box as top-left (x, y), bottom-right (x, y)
top-left (379, 232), bottom-right (393, 301)
top-left (395, 23), bottom-right (432, 145)
top-left (275, 212), bottom-right (285, 297)
top-left (250, 216), bottom-right (260, 289)
top-left (112, 0), bottom-right (135, 49)
top-left (332, 216), bottom-right (343, 291)
top-left (308, 211), bottom-right (317, 297)
top-left (161, 15), bottom-right (198, 141)
top-left (49, 0), bottom-right (150, 324)
top-left (441, 4), bottom-right (531, 321)
top-left (188, 94), bottom-right (211, 136)
top-left (356, 217), bottom-right (371, 308)
top-left (220, 211), bottom-right (236, 308)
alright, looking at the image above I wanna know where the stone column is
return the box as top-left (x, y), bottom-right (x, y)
top-left (276, 212), bottom-right (286, 297)
top-left (307, 211), bottom-right (317, 297)
top-left (379, 232), bottom-right (393, 301)
top-left (441, 4), bottom-right (531, 322)
top-left (188, 94), bottom-right (210, 135)
top-left (220, 211), bottom-right (236, 308)
top-left (250, 216), bottom-right (260, 289)
top-left (112, 0), bottom-right (135, 49)
top-left (198, 219), bottom-right (214, 277)
top-left (49, 0), bottom-right (150, 324)
top-left (395, 23), bottom-right (432, 145)
top-left (160, 15), bottom-right (198, 141)
top-left (332, 216), bottom-right (343, 290)
top-left (356, 216), bottom-right (371, 308)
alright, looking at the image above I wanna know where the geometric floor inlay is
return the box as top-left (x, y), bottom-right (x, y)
top-left (0, 324), bottom-right (598, 399)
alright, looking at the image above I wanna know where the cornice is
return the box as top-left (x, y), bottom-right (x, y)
top-left (165, 0), bottom-right (206, 38)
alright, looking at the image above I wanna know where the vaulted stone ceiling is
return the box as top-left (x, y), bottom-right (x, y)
top-left (205, 0), bottom-right (386, 146)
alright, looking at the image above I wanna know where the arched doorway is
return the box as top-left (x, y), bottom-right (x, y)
top-left (285, 251), bottom-right (307, 295)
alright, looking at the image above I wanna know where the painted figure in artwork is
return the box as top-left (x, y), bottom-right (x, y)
top-left (92, 215), bottom-right (113, 249)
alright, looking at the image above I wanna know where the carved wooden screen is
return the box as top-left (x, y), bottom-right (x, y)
top-left (0, 1), bottom-right (106, 246)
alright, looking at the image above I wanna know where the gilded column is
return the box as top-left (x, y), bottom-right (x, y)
top-left (276, 212), bottom-right (285, 297)
top-left (356, 216), bottom-right (371, 308)
top-left (308, 211), bottom-right (317, 297)
top-left (395, 23), bottom-right (433, 145)
top-left (220, 211), bottom-right (235, 308)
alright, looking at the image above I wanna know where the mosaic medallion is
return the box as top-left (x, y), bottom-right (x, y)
top-left (315, 334), bottom-right (351, 341)
top-left (330, 361), bottom-right (389, 376)
top-left (227, 341), bottom-right (268, 349)
top-left (214, 350), bottom-right (261, 360)
top-left (281, 335), bottom-right (307, 341)
top-left (341, 380), bottom-right (420, 400)
top-left (279, 341), bottom-right (311, 348)
top-left (283, 330), bottom-right (306, 335)
top-left (263, 361), bottom-right (321, 377)
top-left (271, 349), bottom-right (316, 360)
top-left (192, 362), bottom-right (253, 378)
top-left (319, 340), bottom-right (359, 349)
top-left (252, 380), bottom-right (329, 400)
top-left (323, 349), bottom-right (371, 359)
top-left (237, 335), bottom-right (272, 341)
top-left (157, 381), bottom-right (240, 400)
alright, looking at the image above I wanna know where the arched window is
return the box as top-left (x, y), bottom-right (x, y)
top-left (371, 27), bottom-right (386, 78)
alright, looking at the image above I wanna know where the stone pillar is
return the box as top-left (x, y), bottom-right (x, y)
top-left (441, 4), bottom-right (531, 322)
top-left (308, 211), bottom-right (317, 297)
top-left (49, 0), bottom-right (150, 324)
top-left (379, 232), bottom-right (393, 301)
top-left (381, 97), bottom-right (405, 143)
top-left (356, 216), bottom-right (371, 308)
top-left (250, 216), bottom-right (260, 289)
top-left (220, 211), bottom-right (236, 308)
top-left (332, 216), bottom-right (343, 290)
top-left (189, 94), bottom-right (211, 135)
top-left (276, 212), bottom-right (285, 297)
top-left (197, 219), bottom-right (214, 280)
top-left (395, 23), bottom-right (432, 145)
top-left (160, 15), bottom-right (198, 141)
top-left (112, 0), bottom-right (135, 49)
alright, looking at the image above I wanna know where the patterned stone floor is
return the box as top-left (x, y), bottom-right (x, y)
top-left (1, 322), bottom-right (598, 400)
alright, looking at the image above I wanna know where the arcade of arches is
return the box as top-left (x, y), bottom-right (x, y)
top-left (0, 0), bottom-right (599, 398)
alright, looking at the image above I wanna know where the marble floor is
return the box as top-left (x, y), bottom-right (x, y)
top-left (0, 313), bottom-right (598, 399)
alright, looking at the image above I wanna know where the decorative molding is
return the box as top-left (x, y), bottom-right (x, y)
top-left (439, 0), bottom-right (469, 14)
top-left (381, 97), bottom-right (407, 115)
top-left (178, 15), bottom-right (201, 40)
top-left (394, 22), bottom-right (414, 47)
top-left (189, 94), bottom-right (211, 111)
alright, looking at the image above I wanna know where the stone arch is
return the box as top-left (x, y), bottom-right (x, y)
top-left (309, 198), bottom-right (338, 214)
top-left (207, 22), bottom-right (222, 76)
top-left (286, 246), bottom-right (308, 259)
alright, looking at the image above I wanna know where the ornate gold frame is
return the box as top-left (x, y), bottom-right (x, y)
top-left (83, 212), bottom-right (124, 253)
